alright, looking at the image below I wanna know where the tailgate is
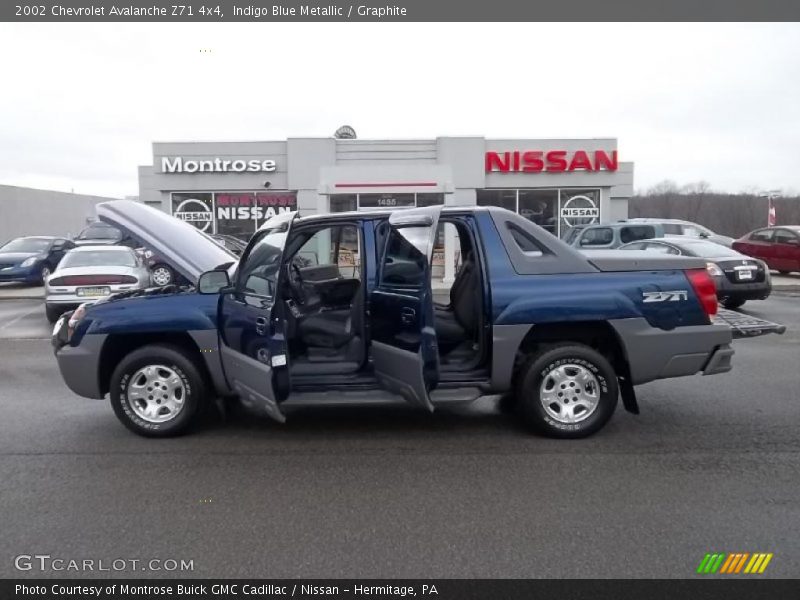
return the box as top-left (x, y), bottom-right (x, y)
top-left (713, 308), bottom-right (786, 339)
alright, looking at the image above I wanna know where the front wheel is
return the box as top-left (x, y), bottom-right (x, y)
top-left (516, 343), bottom-right (619, 438)
top-left (150, 264), bottom-right (174, 287)
top-left (109, 344), bottom-right (205, 437)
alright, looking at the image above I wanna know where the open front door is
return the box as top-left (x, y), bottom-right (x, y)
top-left (370, 206), bottom-right (442, 411)
top-left (218, 212), bottom-right (297, 422)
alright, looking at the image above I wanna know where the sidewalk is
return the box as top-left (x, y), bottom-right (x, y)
top-left (770, 273), bottom-right (800, 292)
top-left (0, 283), bottom-right (43, 300)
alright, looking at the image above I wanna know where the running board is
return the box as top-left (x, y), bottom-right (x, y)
top-left (283, 386), bottom-right (484, 408)
top-left (713, 308), bottom-right (786, 339)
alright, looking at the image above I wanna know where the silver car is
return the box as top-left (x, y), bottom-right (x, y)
top-left (45, 245), bottom-right (151, 323)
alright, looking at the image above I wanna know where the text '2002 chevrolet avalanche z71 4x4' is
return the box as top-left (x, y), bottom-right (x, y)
top-left (51, 201), bottom-right (783, 438)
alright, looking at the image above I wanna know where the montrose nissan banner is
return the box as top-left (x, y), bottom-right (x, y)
top-left (5, 0), bottom-right (800, 21)
top-left (171, 192), bottom-right (297, 237)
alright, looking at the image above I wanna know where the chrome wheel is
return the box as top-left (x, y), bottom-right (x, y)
top-left (151, 266), bottom-right (172, 286)
top-left (126, 365), bottom-right (185, 423)
top-left (539, 363), bottom-right (600, 424)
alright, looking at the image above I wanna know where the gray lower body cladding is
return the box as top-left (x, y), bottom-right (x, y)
top-left (610, 318), bottom-right (733, 384)
top-left (55, 333), bottom-right (107, 399)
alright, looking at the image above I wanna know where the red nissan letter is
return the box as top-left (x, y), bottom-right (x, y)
top-left (569, 150), bottom-right (593, 171)
top-left (594, 150), bottom-right (619, 171)
top-left (545, 151), bottom-right (568, 172)
top-left (522, 151), bottom-right (544, 172)
top-left (485, 151), bottom-right (511, 172)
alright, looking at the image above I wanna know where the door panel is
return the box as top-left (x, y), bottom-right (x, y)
top-left (370, 206), bottom-right (442, 411)
top-left (218, 212), bottom-right (296, 422)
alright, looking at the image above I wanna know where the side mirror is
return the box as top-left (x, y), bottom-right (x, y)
top-left (198, 269), bottom-right (231, 294)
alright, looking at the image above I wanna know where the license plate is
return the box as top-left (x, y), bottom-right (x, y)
top-left (737, 270), bottom-right (754, 281)
top-left (77, 286), bottom-right (110, 297)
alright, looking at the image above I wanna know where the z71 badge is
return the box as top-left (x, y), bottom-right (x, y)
top-left (642, 290), bottom-right (689, 303)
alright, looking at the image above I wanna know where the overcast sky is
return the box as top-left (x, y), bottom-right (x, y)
top-left (1, 22), bottom-right (798, 198)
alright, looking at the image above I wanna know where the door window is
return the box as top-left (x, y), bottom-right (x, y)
top-left (750, 229), bottom-right (774, 242)
top-left (579, 227), bottom-right (613, 247)
top-left (237, 223), bottom-right (290, 298)
top-left (619, 225), bottom-right (656, 244)
top-left (381, 226), bottom-right (430, 287)
top-left (642, 242), bottom-right (679, 255)
top-left (293, 225), bottom-right (361, 279)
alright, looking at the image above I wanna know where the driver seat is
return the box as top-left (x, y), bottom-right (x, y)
top-left (297, 285), bottom-right (363, 349)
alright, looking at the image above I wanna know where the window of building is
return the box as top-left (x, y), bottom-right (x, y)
top-left (417, 193), bottom-right (445, 207)
top-left (477, 189), bottom-right (516, 212)
top-left (519, 190), bottom-right (558, 236)
top-left (359, 193), bottom-right (415, 210)
top-left (330, 194), bottom-right (357, 213)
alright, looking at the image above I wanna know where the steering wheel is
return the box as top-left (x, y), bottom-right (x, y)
top-left (288, 261), bottom-right (307, 304)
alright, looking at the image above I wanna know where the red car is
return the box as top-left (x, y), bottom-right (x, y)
top-left (732, 226), bottom-right (800, 275)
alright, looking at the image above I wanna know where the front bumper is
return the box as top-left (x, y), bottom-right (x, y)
top-left (611, 318), bottom-right (734, 385)
top-left (0, 265), bottom-right (39, 283)
top-left (52, 325), bottom-right (106, 399)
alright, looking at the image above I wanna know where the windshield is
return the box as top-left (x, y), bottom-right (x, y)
top-left (61, 249), bottom-right (137, 268)
top-left (78, 224), bottom-right (120, 240)
top-left (683, 241), bottom-right (741, 258)
top-left (0, 238), bottom-right (50, 253)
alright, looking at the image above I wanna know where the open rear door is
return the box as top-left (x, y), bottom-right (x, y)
top-left (370, 206), bottom-right (443, 411)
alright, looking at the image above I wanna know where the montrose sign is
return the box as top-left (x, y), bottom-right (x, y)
top-left (161, 157), bottom-right (277, 174)
top-left (486, 150), bottom-right (618, 173)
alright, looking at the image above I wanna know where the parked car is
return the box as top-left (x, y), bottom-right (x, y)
top-left (568, 222), bottom-right (675, 249)
top-left (0, 236), bottom-right (75, 285)
top-left (619, 238), bottom-right (771, 309)
top-left (45, 245), bottom-right (151, 323)
top-left (732, 226), bottom-right (800, 275)
top-left (623, 218), bottom-right (734, 247)
top-left (73, 222), bottom-right (134, 247)
top-left (210, 234), bottom-right (248, 256)
top-left (48, 200), bottom-right (791, 440)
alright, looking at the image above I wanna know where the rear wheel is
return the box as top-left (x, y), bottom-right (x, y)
top-left (516, 343), bottom-right (619, 438)
top-left (45, 303), bottom-right (62, 324)
top-left (109, 344), bottom-right (205, 437)
top-left (150, 264), bottom-right (174, 287)
top-left (39, 265), bottom-right (51, 285)
top-left (721, 297), bottom-right (746, 310)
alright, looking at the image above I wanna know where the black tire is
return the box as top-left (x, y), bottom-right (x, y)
top-left (516, 343), bottom-right (619, 439)
top-left (721, 297), bottom-right (746, 310)
top-left (150, 264), bottom-right (174, 287)
top-left (109, 344), bottom-right (205, 437)
top-left (778, 271), bottom-right (790, 275)
top-left (38, 264), bottom-right (52, 285)
top-left (45, 303), bottom-right (62, 324)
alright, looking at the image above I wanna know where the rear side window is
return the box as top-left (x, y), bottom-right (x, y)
top-left (774, 230), bottom-right (799, 244)
top-left (661, 224), bottom-right (682, 235)
top-left (507, 223), bottom-right (546, 256)
top-left (642, 242), bottom-right (679, 255)
top-left (620, 225), bottom-right (656, 244)
top-left (579, 227), bottom-right (614, 246)
top-left (381, 226), bottom-right (429, 287)
top-left (750, 229), bottom-right (774, 242)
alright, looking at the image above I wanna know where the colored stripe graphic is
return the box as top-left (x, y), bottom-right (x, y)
top-left (698, 552), bottom-right (772, 574)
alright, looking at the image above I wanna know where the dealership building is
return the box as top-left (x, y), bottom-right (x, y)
top-left (138, 135), bottom-right (634, 280)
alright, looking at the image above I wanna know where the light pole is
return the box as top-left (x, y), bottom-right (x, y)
top-left (759, 190), bottom-right (780, 226)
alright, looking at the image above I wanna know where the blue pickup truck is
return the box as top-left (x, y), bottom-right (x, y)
top-left (52, 200), bottom-right (777, 439)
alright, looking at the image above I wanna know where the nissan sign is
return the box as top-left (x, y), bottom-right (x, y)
top-left (161, 157), bottom-right (277, 174)
top-left (485, 150), bottom-right (618, 173)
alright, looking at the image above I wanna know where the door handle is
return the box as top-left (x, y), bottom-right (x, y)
top-left (400, 307), bottom-right (416, 324)
top-left (255, 316), bottom-right (268, 335)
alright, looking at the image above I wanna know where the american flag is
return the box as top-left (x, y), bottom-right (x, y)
top-left (768, 197), bottom-right (777, 227)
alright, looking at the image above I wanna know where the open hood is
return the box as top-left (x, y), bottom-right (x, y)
top-left (96, 200), bottom-right (236, 284)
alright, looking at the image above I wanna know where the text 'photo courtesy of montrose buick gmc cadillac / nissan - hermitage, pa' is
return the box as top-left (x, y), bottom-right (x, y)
top-left (51, 201), bottom-right (785, 438)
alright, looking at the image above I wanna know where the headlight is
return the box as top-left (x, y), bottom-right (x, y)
top-left (67, 303), bottom-right (90, 341)
top-left (20, 256), bottom-right (39, 267)
top-left (706, 262), bottom-right (724, 277)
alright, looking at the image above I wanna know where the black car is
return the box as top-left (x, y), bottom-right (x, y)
top-left (619, 238), bottom-right (771, 309)
top-left (0, 236), bottom-right (75, 285)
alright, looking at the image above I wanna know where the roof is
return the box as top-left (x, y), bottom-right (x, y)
top-left (69, 244), bottom-right (135, 252)
top-left (294, 205), bottom-right (493, 225)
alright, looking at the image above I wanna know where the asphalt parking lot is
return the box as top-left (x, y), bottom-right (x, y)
top-left (0, 292), bottom-right (798, 579)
